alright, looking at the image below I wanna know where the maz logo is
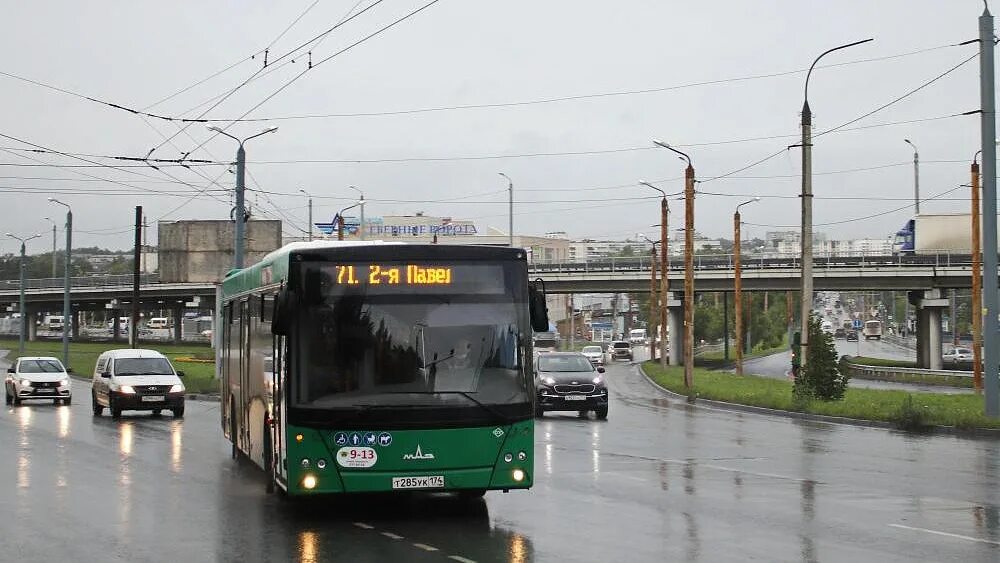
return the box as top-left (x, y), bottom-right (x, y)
top-left (402, 445), bottom-right (436, 460)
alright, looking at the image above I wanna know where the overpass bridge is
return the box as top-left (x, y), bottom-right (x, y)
top-left (0, 252), bottom-right (983, 369)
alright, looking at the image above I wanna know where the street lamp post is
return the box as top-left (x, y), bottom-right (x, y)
top-left (643, 239), bottom-right (659, 362)
top-left (499, 173), bottom-right (513, 246)
top-left (336, 202), bottom-right (360, 241)
top-left (299, 189), bottom-right (313, 241)
top-left (653, 139), bottom-right (695, 388)
top-left (640, 181), bottom-right (669, 368)
top-left (43, 217), bottom-right (57, 278)
top-left (6, 232), bottom-right (41, 355)
top-left (734, 197), bottom-right (761, 377)
top-left (348, 186), bottom-right (365, 240)
top-left (798, 38), bottom-right (873, 375)
top-left (207, 126), bottom-right (278, 269)
top-left (48, 198), bottom-right (72, 368)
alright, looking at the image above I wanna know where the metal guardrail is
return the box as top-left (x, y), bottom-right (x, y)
top-left (0, 273), bottom-right (161, 291)
top-left (527, 251), bottom-right (976, 274)
top-left (842, 359), bottom-right (973, 379)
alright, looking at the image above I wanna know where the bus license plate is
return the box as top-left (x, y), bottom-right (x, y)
top-left (565, 395), bottom-right (587, 401)
top-left (392, 476), bottom-right (445, 489)
top-left (141, 395), bottom-right (165, 402)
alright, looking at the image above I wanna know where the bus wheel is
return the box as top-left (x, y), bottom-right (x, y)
top-left (264, 421), bottom-right (275, 494)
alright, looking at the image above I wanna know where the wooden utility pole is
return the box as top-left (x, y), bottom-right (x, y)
top-left (972, 158), bottom-right (984, 393)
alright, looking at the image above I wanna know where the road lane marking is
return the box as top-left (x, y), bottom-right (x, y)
top-left (448, 556), bottom-right (477, 563)
top-left (380, 532), bottom-right (404, 540)
top-left (889, 524), bottom-right (1000, 546)
top-left (353, 522), bottom-right (375, 530)
top-left (412, 543), bottom-right (439, 552)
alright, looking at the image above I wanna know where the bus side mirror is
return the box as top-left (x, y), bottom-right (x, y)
top-left (529, 280), bottom-right (549, 333)
top-left (272, 287), bottom-right (295, 336)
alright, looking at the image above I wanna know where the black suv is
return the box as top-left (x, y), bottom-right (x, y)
top-left (609, 341), bottom-right (633, 361)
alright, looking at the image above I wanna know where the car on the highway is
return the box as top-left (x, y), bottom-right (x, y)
top-left (91, 348), bottom-right (186, 418)
top-left (834, 328), bottom-right (846, 339)
top-left (535, 352), bottom-right (608, 419)
top-left (608, 340), bottom-right (633, 361)
top-left (580, 345), bottom-right (604, 366)
top-left (942, 347), bottom-right (973, 363)
top-left (5, 356), bottom-right (72, 405)
top-left (845, 330), bottom-right (858, 342)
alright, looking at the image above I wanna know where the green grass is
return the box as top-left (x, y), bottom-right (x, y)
top-left (643, 361), bottom-right (1000, 430)
top-left (1, 338), bottom-right (218, 394)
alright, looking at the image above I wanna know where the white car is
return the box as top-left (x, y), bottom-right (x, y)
top-left (91, 349), bottom-right (186, 418)
top-left (580, 345), bottom-right (604, 366)
top-left (942, 347), bottom-right (973, 362)
top-left (5, 356), bottom-right (72, 405)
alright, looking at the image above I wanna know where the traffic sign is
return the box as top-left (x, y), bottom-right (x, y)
top-left (853, 319), bottom-right (863, 330)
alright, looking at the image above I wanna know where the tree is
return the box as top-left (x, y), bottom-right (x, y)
top-left (793, 314), bottom-right (849, 401)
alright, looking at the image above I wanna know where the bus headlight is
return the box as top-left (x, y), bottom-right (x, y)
top-left (301, 458), bottom-right (310, 468)
top-left (503, 453), bottom-right (513, 463)
top-left (317, 459), bottom-right (327, 469)
top-left (512, 469), bottom-right (525, 482)
top-left (302, 474), bottom-right (317, 490)
top-left (518, 451), bottom-right (527, 461)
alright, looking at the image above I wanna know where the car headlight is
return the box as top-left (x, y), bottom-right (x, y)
top-left (542, 377), bottom-right (556, 386)
top-left (119, 385), bottom-right (136, 394)
top-left (20, 379), bottom-right (31, 387)
top-left (60, 378), bottom-right (70, 387)
top-left (169, 384), bottom-right (185, 393)
top-left (592, 376), bottom-right (603, 385)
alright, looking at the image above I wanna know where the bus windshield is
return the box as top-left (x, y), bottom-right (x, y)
top-left (292, 261), bottom-right (530, 413)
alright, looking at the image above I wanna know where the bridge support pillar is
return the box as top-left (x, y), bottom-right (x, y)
top-left (915, 289), bottom-right (948, 370)
top-left (72, 311), bottom-right (81, 340)
top-left (172, 305), bottom-right (183, 344)
top-left (27, 311), bottom-right (37, 341)
top-left (668, 293), bottom-right (683, 366)
top-left (112, 313), bottom-right (122, 342)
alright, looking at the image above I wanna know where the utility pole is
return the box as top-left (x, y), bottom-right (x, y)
top-left (972, 155), bottom-right (983, 393)
top-left (208, 126), bottom-right (278, 269)
top-left (651, 141), bottom-right (695, 386)
top-left (798, 38), bottom-right (873, 375)
top-left (299, 189), bottom-right (313, 241)
top-left (649, 245), bottom-right (658, 361)
top-left (734, 197), bottom-right (760, 376)
top-left (7, 233), bottom-right (40, 355)
top-left (569, 294), bottom-right (576, 350)
top-left (131, 206), bottom-right (142, 349)
top-left (49, 198), bottom-right (72, 368)
top-left (499, 173), bottom-right (513, 246)
top-left (978, 4), bottom-right (999, 416)
top-left (640, 180), bottom-right (669, 367)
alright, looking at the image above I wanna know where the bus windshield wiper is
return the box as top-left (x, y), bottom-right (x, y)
top-left (429, 391), bottom-right (513, 423)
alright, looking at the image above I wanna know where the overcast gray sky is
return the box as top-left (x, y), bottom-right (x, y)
top-left (0, 0), bottom-right (990, 252)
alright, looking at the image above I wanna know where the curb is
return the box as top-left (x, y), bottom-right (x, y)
top-left (637, 363), bottom-right (1000, 439)
top-left (68, 373), bottom-right (220, 403)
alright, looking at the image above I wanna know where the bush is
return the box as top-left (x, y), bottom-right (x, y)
top-left (892, 394), bottom-right (931, 431)
top-left (793, 314), bottom-right (849, 401)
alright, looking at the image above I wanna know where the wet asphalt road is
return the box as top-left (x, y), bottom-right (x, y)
top-left (2, 351), bottom-right (999, 562)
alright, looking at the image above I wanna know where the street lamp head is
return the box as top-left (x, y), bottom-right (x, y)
top-left (207, 126), bottom-right (222, 133)
top-left (652, 140), bottom-right (692, 166)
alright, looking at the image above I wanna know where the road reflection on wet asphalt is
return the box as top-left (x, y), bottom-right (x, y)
top-left (1, 353), bottom-right (998, 562)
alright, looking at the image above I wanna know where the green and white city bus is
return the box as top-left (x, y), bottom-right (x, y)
top-left (219, 241), bottom-right (548, 496)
